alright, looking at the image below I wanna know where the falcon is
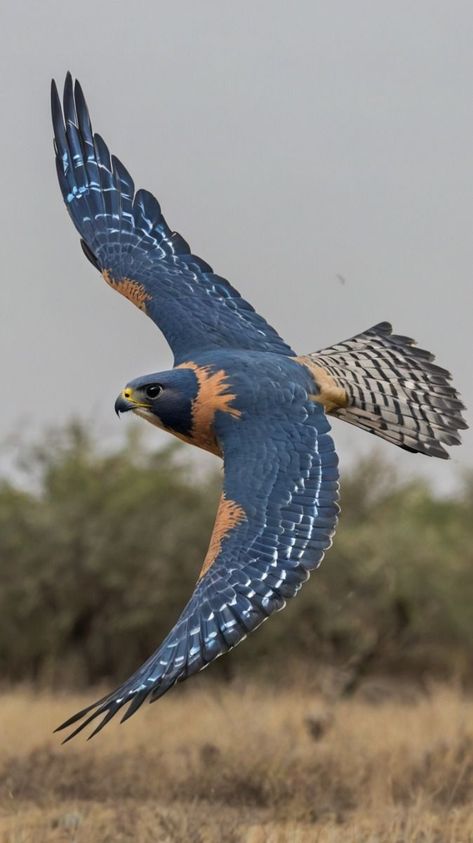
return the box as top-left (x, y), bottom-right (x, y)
top-left (51, 73), bottom-right (467, 741)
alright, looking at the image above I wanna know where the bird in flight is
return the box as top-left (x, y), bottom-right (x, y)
top-left (51, 73), bottom-right (467, 741)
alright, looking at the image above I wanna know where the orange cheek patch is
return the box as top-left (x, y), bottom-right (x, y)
top-left (199, 495), bottom-right (246, 579)
top-left (102, 270), bottom-right (152, 312)
top-left (177, 362), bottom-right (241, 453)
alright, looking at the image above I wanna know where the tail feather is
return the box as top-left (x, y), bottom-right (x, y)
top-left (308, 322), bottom-right (467, 459)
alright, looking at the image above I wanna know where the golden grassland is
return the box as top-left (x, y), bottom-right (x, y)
top-left (2, 679), bottom-right (473, 843)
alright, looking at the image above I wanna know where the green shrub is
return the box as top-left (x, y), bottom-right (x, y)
top-left (0, 422), bottom-right (472, 686)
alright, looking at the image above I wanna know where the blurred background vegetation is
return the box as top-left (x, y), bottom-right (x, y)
top-left (1, 421), bottom-right (472, 690)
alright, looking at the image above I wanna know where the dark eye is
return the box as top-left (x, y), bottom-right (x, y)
top-left (145, 384), bottom-right (162, 399)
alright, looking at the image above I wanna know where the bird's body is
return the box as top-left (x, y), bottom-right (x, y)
top-left (118, 351), bottom-right (327, 454)
top-left (51, 74), bottom-right (467, 740)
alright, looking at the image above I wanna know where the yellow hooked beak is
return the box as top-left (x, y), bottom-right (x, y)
top-left (114, 388), bottom-right (149, 415)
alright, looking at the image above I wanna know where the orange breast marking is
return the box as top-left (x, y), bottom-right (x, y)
top-left (103, 270), bottom-right (152, 313)
top-left (199, 495), bottom-right (246, 579)
top-left (177, 362), bottom-right (241, 454)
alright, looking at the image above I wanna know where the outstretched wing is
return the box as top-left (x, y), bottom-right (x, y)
top-left (56, 395), bottom-right (339, 741)
top-left (51, 73), bottom-right (294, 363)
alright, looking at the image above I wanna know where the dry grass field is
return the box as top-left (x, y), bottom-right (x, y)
top-left (1, 679), bottom-right (473, 843)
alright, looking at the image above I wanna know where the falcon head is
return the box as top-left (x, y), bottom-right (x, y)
top-left (114, 369), bottom-right (198, 437)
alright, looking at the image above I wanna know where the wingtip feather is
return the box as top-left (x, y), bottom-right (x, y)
top-left (63, 71), bottom-right (76, 125)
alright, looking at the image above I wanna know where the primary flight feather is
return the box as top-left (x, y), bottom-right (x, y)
top-left (51, 73), bottom-right (467, 741)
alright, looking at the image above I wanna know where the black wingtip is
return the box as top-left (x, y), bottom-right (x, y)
top-left (119, 690), bottom-right (149, 723)
top-left (86, 710), bottom-right (115, 740)
top-left (51, 76), bottom-right (69, 159)
top-left (63, 72), bottom-right (76, 126)
top-left (54, 690), bottom-right (132, 742)
top-left (87, 700), bottom-right (130, 739)
top-left (50, 78), bottom-right (62, 125)
top-left (63, 71), bottom-right (73, 99)
top-left (59, 708), bottom-right (105, 744)
top-left (54, 688), bottom-right (112, 733)
top-left (54, 700), bottom-right (100, 733)
top-left (74, 77), bottom-right (85, 103)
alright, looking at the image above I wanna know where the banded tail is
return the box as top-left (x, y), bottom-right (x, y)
top-left (306, 322), bottom-right (467, 459)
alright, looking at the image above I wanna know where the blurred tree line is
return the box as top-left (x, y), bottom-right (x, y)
top-left (1, 421), bottom-right (472, 688)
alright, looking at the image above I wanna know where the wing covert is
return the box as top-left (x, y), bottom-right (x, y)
top-left (51, 74), bottom-right (294, 362)
top-left (56, 396), bottom-right (339, 741)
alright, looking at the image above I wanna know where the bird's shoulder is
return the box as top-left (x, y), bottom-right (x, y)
top-left (175, 349), bottom-right (321, 420)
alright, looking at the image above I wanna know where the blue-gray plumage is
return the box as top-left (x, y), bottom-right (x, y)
top-left (51, 74), bottom-right (467, 741)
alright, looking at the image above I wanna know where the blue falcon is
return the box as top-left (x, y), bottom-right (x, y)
top-left (51, 74), bottom-right (467, 740)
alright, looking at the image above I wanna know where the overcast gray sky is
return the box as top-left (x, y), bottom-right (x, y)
top-left (1, 0), bottom-right (471, 490)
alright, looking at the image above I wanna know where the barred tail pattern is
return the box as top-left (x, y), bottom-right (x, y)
top-left (308, 322), bottom-right (467, 459)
